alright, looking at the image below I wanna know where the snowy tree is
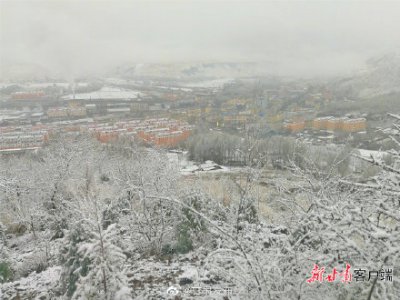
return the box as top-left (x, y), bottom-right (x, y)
top-left (0, 220), bottom-right (5, 245)
top-left (0, 157), bottom-right (48, 238)
top-left (0, 136), bottom-right (102, 238)
top-left (72, 223), bottom-right (132, 300)
top-left (112, 147), bottom-right (180, 254)
top-left (343, 113), bottom-right (400, 299)
top-left (37, 135), bottom-right (106, 238)
top-left (59, 222), bottom-right (91, 298)
top-left (268, 131), bottom-right (400, 299)
top-left (164, 132), bottom-right (399, 299)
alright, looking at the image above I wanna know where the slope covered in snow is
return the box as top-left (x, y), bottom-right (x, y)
top-left (332, 53), bottom-right (400, 98)
top-left (110, 62), bottom-right (270, 80)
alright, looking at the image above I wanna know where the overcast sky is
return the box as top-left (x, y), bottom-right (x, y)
top-left (1, 0), bottom-right (400, 78)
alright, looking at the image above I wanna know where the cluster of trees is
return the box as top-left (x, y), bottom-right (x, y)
top-left (191, 115), bottom-right (400, 299)
top-left (0, 136), bottom-right (217, 299)
top-left (187, 131), bottom-right (242, 165)
top-left (187, 131), bottom-right (354, 176)
top-left (186, 130), bottom-right (303, 166)
top-left (0, 115), bottom-right (399, 299)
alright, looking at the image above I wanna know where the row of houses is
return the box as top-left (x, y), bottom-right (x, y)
top-left (11, 91), bottom-right (46, 100)
top-left (0, 130), bottom-right (49, 151)
top-left (137, 129), bottom-right (191, 147)
top-left (45, 102), bottom-right (172, 120)
top-left (47, 107), bottom-right (87, 118)
top-left (87, 118), bottom-right (193, 147)
top-left (0, 118), bottom-right (193, 152)
top-left (285, 117), bottom-right (367, 133)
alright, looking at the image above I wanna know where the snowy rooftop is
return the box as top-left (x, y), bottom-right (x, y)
top-left (180, 78), bottom-right (234, 88)
top-left (62, 86), bottom-right (143, 101)
top-left (357, 149), bottom-right (389, 161)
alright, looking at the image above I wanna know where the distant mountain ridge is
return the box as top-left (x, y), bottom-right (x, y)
top-left (332, 53), bottom-right (400, 98)
top-left (110, 62), bottom-right (271, 79)
top-left (0, 63), bottom-right (54, 82)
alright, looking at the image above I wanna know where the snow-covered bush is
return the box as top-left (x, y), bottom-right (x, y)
top-left (59, 223), bottom-right (91, 298)
top-left (0, 261), bottom-right (13, 283)
top-left (72, 224), bottom-right (132, 300)
top-left (13, 249), bottom-right (49, 279)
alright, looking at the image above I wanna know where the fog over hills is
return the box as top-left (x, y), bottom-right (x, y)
top-left (2, 2), bottom-right (400, 300)
top-left (2, 53), bottom-right (400, 102)
top-left (2, 1), bottom-right (400, 81)
top-left (0, 63), bottom-right (57, 82)
top-left (109, 62), bottom-right (275, 80)
top-left (0, 61), bottom-right (273, 82)
top-left (332, 52), bottom-right (400, 98)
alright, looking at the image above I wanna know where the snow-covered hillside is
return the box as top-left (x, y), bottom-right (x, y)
top-left (110, 62), bottom-right (269, 79)
top-left (332, 53), bottom-right (400, 98)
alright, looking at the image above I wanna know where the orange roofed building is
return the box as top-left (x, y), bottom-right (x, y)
top-left (286, 117), bottom-right (367, 133)
top-left (11, 91), bottom-right (45, 100)
top-left (86, 118), bottom-right (193, 147)
top-left (284, 121), bottom-right (305, 133)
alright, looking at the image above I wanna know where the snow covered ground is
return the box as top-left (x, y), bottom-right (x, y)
top-left (356, 148), bottom-right (389, 161)
top-left (167, 152), bottom-right (236, 175)
top-left (62, 86), bottom-right (143, 101)
top-left (1, 267), bottom-right (61, 299)
top-left (180, 78), bottom-right (234, 88)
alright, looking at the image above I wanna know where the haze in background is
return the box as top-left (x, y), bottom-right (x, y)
top-left (1, 0), bottom-right (400, 79)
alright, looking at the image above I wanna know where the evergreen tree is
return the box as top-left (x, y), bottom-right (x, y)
top-left (59, 224), bottom-right (90, 298)
top-left (72, 224), bottom-right (132, 300)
